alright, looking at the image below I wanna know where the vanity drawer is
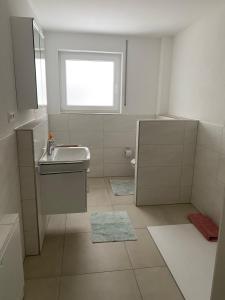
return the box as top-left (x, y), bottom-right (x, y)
top-left (40, 171), bottom-right (87, 214)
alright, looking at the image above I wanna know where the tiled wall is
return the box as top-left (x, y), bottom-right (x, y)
top-left (192, 122), bottom-right (225, 225)
top-left (136, 119), bottom-right (198, 205)
top-left (49, 114), bottom-right (154, 177)
top-left (0, 134), bottom-right (21, 220)
top-left (16, 117), bottom-right (48, 255)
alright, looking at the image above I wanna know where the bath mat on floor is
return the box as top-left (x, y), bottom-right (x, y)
top-left (90, 211), bottom-right (137, 243)
top-left (110, 178), bottom-right (135, 196)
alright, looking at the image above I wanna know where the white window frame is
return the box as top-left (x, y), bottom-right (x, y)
top-left (59, 51), bottom-right (123, 113)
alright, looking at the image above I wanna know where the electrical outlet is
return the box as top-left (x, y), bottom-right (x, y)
top-left (8, 112), bottom-right (16, 123)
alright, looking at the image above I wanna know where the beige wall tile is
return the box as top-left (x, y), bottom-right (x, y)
top-left (138, 145), bottom-right (183, 167)
top-left (137, 166), bottom-right (181, 187)
top-left (137, 186), bottom-right (180, 205)
top-left (139, 120), bottom-right (185, 145)
top-left (19, 167), bottom-right (36, 200)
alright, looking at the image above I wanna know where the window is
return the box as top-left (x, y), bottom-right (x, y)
top-left (60, 51), bottom-right (122, 113)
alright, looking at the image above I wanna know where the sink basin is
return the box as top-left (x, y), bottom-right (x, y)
top-left (39, 146), bottom-right (90, 174)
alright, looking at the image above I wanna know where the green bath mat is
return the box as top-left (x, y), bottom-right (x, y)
top-left (110, 178), bottom-right (135, 196)
top-left (90, 211), bottom-right (137, 243)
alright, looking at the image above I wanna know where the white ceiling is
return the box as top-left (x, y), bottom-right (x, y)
top-left (29, 0), bottom-right (224, 35)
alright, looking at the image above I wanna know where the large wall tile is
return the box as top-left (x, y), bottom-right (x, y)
top-left (191, 121), bottom-right (225, 225)
top-left (139, 120), bottom-right (185, 145)
top-left (183, 144), bottom-right (196, 165)
top-left (137, 186), bottom-right (180, 205)
top-left (138, 145), bottom-right (183, 167)
top-left (70, 131), bottom-right (103, 147)
top-left (103, 131), bottom-right (136, 148)
top-left (217, 154), bottom-right (225, 184)
top-left (68, 114), bottom-right (103, 132)
top-left (103, 115), bottom-right (138, 132)
top-left (181, 166), bottom-right (194, 186)
top-left (19, 167), bottom-right (36, 200)
top-left (137, 166), bottom-right (181, 187)
top-left (17, 131), bottom-right (33, 166)
top-left (104, 147), bottom-right (135, 163)
top-left (104, 163), bottom-right (134, 177)
top-left (22, 199), bottom-right (38, 232)
top-left (197, 122), bottom-right (223, 152)
top-left (52, 131), bottom-right (70, 145)
top-left (184, 121), bottom-right (198, 144)
top-left (192, 181), bottom-right (225, 224)
top-left (48, 114), bottom-right (68, 131)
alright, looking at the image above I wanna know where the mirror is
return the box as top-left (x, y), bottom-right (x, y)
top-left (33, 21), bottom-right (47, 107)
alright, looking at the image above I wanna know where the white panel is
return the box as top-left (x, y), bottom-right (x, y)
top-left (148, 224), bottom-right (217, 300)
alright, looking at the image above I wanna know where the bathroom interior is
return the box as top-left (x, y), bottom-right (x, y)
top-left (1, 0), bottom-right (225, 299)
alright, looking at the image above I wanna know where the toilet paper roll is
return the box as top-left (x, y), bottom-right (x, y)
top-left (124, 148), bottom-right (132, 158)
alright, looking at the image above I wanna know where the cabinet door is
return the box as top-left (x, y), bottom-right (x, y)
top-left (40, 35), bottom-right (47, 106)
top-left (11, 17), bottom-right (38, 110)
top-left (33, 26), bottom-right (43, 107)
top-left (11, 17), bottom-right (46, 110)
top-left (40, 171), bottom-right (87, 214)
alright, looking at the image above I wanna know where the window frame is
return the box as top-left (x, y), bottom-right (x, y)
top-left (59, 51), bottom-right (123, 113)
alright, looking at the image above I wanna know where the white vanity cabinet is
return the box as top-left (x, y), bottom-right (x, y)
top-left (40, 171), bottom-right (87, 214)
top-left (11, 17), bottom-right (47, 110)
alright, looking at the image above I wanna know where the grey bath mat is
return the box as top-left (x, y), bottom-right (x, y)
top-left (90, 211), bottom-right (137, 243)
top-left (110, 178), bottom-right (135, 196)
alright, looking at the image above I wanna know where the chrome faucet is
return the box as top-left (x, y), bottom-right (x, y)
top-left (47, 139), bottom-right (55, 156)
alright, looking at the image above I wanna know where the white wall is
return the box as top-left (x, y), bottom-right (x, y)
top-left (169, 4), bottom-right (225, 124)
top-left (45, 32), bottom-right (172, 115)
top-left (168, 5), bottom-right (225, 299)
top-left (0, 0), bottom-right (46, 250)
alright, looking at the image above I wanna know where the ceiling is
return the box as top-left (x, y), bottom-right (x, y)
top-left (29, 0), bottom-right (224, 35)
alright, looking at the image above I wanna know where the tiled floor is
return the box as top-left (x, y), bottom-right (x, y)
top-left (24, 177), bottom-right (197, 300)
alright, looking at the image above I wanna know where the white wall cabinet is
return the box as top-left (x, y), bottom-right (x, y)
top-left (11, 17), bottom-right (47, 110)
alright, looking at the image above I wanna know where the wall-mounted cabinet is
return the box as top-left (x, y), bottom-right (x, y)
top-left (11, 17), bottom-right (47, 110)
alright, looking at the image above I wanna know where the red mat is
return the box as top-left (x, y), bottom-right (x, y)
top-left (188, 213), bottom-right (219, 241)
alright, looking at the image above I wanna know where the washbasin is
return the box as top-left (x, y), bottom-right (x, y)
top-left (39, 146), bottom-right (90, 175)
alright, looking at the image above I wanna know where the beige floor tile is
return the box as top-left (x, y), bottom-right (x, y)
top-left (135, 267), bottom-right (184, 300)
top-left (88, 177), bottom-right (106, 189)
top-left (125, 229), bottom-right (165, 268)
top-left (113, 204), bottom-right (170, 228)
top-left (46, 214), bottom-right (66, 236)
top-left (162, 204), bottom-right (198, 224)
top-left (66, 206), bottom-right (113, 233)
top-left (87, 185), bottom-right (111, 207)
top-left (66, 212), bottom-right (91, 233)
top-left (24, 278), bottom-right (60, 300)
top-left (62, 233), bottom-right (132, 275)
top-left (59, 270), bottom-right (142, 300)
top-left (24, 236), bottom-right (64, 279)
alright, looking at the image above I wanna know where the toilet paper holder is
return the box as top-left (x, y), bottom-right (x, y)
top-left (124, 147), bottom-right (133, 158)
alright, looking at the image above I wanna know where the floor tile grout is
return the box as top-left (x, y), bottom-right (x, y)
top-left (24, 178), bottom-right (197, 299)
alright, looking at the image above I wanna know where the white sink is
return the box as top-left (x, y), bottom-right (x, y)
top-left (39, 146), bottom-right (90, 174)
